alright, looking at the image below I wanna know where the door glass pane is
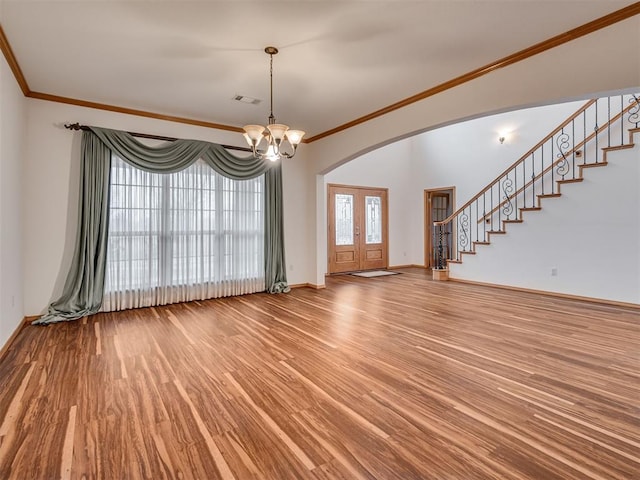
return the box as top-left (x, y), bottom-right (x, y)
top-left (432, 195), bottom-right (448, 221)
top-left (365, 196), bottom-right (382, 244)
top-left (335, 194), bottom-right (354, 245)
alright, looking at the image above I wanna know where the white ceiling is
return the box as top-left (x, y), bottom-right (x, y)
top-left (0, 1), bottom-right (633, 138)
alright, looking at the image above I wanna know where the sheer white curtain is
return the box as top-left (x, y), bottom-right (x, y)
top-left (102, 155), bottom-right (265, 312)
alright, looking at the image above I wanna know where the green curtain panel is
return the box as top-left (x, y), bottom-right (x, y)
top-left (265, 166), bottom-right (290, 294)
top-left (33, 132), bottom-right (112, 325)
top-left (35, 127), bottom-right (289, 325)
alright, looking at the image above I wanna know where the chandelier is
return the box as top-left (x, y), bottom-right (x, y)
top-left (242, 47), bottom-right (305, 161)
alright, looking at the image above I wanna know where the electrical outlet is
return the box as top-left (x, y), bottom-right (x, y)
top-left (551, 267), bottom-right (558, 277)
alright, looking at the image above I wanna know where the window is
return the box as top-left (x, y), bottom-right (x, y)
top-left (103, 155), bottom-right (265, 311)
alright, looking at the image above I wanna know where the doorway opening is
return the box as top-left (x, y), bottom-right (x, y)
top-left (424, 187), bottom-right (455, 269)
top-left (327, 184), bottom-right (389, 274)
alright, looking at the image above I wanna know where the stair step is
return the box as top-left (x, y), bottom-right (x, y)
top-left (460, 251), bottom-right (476, 255)
top-left (602, 145), bottom-right (632, 152)
top-left (580, 162), bottom-right (608, 169)
top-left (473, 241), bottom-right (490, 245)
top-left (520, 207), bottom-right (542, 212)
top-left (538, 193), bottom-right (562, 199)
top-left (488, 230), bottom-right (506, 235)
top-left (447, 259), bottom-right (462, 264)
top-left (557, 178), bottom-right (583, 184)
top-left (503, 219), bottom-right (523, 224)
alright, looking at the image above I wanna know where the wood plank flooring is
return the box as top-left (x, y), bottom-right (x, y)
top-left (0, 268), bottom-right (638, 479)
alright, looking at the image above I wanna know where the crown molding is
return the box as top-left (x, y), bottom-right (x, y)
top-left (1, 2), bottom-right (639, 142)
top-left (0, 24), bottom-right (29, 95)
top-left (27, 91), bottom-right (243, 133)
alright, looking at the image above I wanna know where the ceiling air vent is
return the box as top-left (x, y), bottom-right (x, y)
top-left (233, 95), bottom-right (261, 105)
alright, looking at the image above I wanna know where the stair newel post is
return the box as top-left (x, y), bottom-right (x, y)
top-left (432, 221), bottom-right (451, 281)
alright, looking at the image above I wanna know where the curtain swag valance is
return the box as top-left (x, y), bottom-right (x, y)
top-left (34, 127), bottom-right (289, 325)
top-left (89, 126), bottom-right (270, 178)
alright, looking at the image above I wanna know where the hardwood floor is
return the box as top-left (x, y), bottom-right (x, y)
top-left (0, 268), bottom-right (638, 479)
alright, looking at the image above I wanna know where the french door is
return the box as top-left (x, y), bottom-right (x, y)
top-left (328, 184), bottom-right (388, 274)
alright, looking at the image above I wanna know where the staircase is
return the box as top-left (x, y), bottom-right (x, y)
top-left (433, 93), bottom-right (640, 273)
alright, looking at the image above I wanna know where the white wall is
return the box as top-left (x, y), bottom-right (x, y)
top-left (408, 102), bottom-right (585, 205)
top-left (0, 49), bottom-right (26, 347)
top-left (448, 139), bottom-right (640, 304)
top-left (281, 147), bottom-right (311, 285)
top-left (22, 99), bottom-right (310, 315)
top-left (324, 141), bottom-right (413, 268)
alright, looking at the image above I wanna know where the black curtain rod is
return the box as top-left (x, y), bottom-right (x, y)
top-left (63, 123), bottom-right (252, 153)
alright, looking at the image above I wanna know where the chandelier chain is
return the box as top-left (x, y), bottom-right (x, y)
top-left (269, 53), bottom-right (274, 123)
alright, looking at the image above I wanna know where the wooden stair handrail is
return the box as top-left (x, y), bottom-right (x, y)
top-left (434, 99), bottom-right (596, 227)
top-left (474, 101), bottom-right (637, 223)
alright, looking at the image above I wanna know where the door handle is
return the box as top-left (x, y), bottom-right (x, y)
top-left (355, 226), bottom-right (360, 236)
